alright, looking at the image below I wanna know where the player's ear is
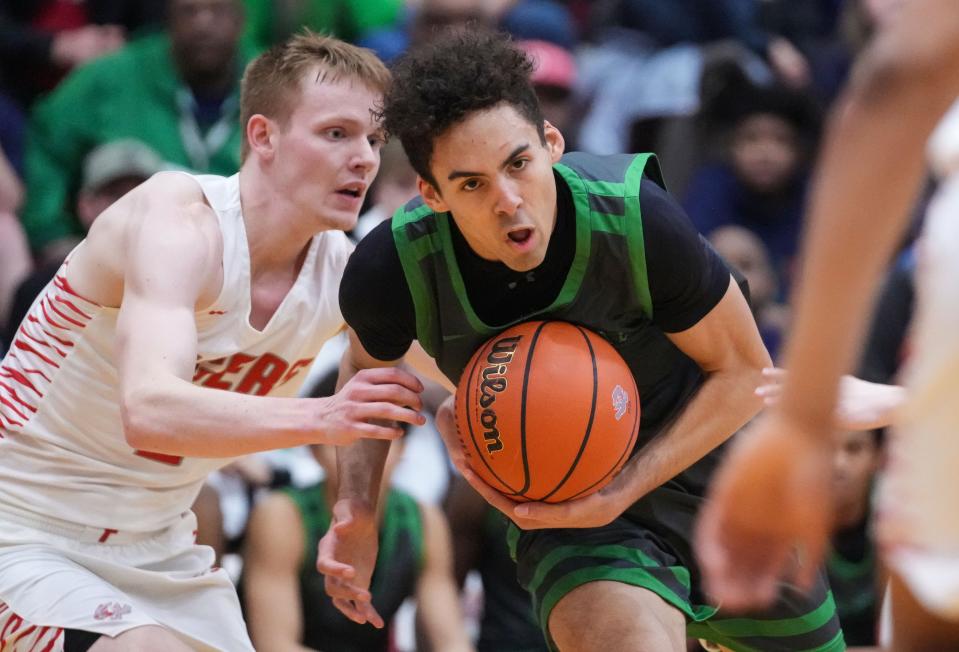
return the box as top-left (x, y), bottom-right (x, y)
top-left (418, 177), bottom-right (450, 213)
top-left (246, 114), bottom-right (276, 160)
top-left (543, 121), bottom-right (565, 163)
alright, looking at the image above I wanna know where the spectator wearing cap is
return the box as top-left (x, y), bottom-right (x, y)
top-left (19, 0), bottom-right (250, 261)
top-left (518, 39), bottom-right (578, 149)
top-left (3, 139), bottom-right (164, 343)
top-left (682, 79), bottom-right (821, 293)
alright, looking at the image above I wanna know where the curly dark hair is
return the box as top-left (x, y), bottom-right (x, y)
top-left (382, 30), bottom-right (545, 188)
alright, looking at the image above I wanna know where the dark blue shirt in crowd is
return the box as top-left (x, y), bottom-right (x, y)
top-left (682, 161), bottom-right (806, 291)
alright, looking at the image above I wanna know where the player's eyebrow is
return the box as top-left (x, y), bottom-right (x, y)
top-left (447, 143), bottom-right (530, 181)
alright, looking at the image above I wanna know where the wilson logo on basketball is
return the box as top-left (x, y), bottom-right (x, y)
top-left (478, 335), bottom-right (522, 454)
top-left (612, 384), bottom-right (629, 421)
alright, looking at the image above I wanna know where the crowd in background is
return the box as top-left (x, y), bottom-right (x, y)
top-left (0, 0), bottom-right (921, 650)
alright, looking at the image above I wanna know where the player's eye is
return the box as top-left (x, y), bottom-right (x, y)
top-left (461, 178), bottom-right (482, 192)
top-left (510, 158), bottom-right (529, 171)
top-left (325, 128), bottom-right (346, 140)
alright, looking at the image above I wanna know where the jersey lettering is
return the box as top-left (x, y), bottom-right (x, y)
top-left (193, 353), bottom-right (313, 395)
top-left (235, 353), bottom-right (286, 396)
top-left (199, 353), bottom-right (256, 390)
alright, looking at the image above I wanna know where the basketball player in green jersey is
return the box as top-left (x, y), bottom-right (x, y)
top-left (319, 32), bottom-right (844, 651)
top-left (244, 434), bottom-right (472, 652)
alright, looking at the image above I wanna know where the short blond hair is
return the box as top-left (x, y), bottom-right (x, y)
top-left (240, 31), bottom-right (391, 159)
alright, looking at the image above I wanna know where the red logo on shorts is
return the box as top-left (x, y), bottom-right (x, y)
top-left (94, 602), bottom-right (132, 621)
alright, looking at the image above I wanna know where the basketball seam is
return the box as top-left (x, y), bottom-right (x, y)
top-left (537, 324), bottom-right (599, 502)
top-left (511, 321), bottom-right (549, 498)
top-left (565, 358), bottom-right (640, 501)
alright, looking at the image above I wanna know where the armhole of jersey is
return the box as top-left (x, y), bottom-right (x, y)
top-left (625, 154), bottom-right (657, 320)
top-left (391, 206), bottom-right (438, 357)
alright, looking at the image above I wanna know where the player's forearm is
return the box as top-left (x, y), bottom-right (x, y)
top-left (331, 336), bottom-right (396, 509)
top-left (121, 379), bottom-right (322, 457)
top-left (625, 365), bottom-right (765, 499)
top-left (334, 439), bottom-right (391, 510)
top-left (779, 26), bottom-right (957, 431)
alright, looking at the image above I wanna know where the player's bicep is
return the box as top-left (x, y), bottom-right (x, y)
top-left (666, 276), bottom-right (771, 374)
top-left (116, 196), bottom-right (220, 392)
top-left (638, 179), bottom-right (730, 332)
top-left (337, 329), bottom-right (405, 395)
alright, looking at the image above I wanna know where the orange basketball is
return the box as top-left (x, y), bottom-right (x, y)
top-left (454, 321), bottom-right (640, 503)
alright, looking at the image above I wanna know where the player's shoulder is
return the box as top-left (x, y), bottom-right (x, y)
top-left (638, 175), bottom-right (686, 224)
top-left (82, 172), bottom-right (218, 257)
top-left (132, 172), bottom-right (221, 240)
top-left (347, 218), bottom-right (403, 277)
top-left (138, 171), bottom-right (211, 211)
top-left (314, 227), bottom-right (355, 267)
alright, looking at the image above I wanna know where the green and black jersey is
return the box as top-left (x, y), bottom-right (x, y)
top-left (284, 482), bottom-right (424, 652)
top-left (340, 152), bottom-right (735, 495)
top-left (827, 518), bottom-right (878, 645)
top-left (339, 152), bottom-right (844, 651)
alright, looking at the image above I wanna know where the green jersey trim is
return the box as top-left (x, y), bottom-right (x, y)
top-left (392, 202), bottom-right (441, 354)
top-left (624, 153), bottom-right (654, 318)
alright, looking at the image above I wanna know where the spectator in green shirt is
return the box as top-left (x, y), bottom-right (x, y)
top-left (240, 0), bottom-right (403, 51)
top-left (21, 0), bottom-right (250, 260)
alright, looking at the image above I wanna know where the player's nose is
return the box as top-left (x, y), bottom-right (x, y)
top-left (350, 138), bottom-right (378, 174)
top-left (493, 177), bottom-right (522, 216)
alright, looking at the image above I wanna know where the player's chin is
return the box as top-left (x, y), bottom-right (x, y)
top-left (319, 209), bottom-right (360, 232)
top-left (505, 254), bottom-right (543, 273)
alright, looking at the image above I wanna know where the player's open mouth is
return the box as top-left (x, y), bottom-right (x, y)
top-left (335, 182), bottom-right (366, 198)
top-left (507, 228), bottom-right (533, 244)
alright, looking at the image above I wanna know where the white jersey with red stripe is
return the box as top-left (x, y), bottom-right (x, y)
top-left (0, 172), bottom-right (352, 533)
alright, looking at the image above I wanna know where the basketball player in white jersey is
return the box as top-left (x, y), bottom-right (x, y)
top-left (696, 0), bottom-right (959, 648)
top-left (0, 33), bottom-right (427, 652)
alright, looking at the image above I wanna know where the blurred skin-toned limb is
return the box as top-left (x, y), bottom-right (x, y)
top-left (413, 502), bottom-right (476, 652)
top-left (696, 0), bottom-right (959, 612)
top-left (243, 493), bottom-right (316, 652)
top-left (0, 148), bottom-right (29, 331)
top-left (191, 483), bottom-right (225, 564)
top-left (756, 367), bottom-right (906, 431)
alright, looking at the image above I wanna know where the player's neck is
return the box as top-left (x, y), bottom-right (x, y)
top-left (238, 166), bottom-right (317, 274)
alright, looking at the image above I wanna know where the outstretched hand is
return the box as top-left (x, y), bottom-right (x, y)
top-left (316, 367), bottom-right (426, 445)
top-left (756, 367), bottom-right (905, 431)
top-left (695, 411), bottom-right (834, 612)
top-left (435, 396), bottom-right (633, 530)
top-left (317, 500), bottom-right (384, 628)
